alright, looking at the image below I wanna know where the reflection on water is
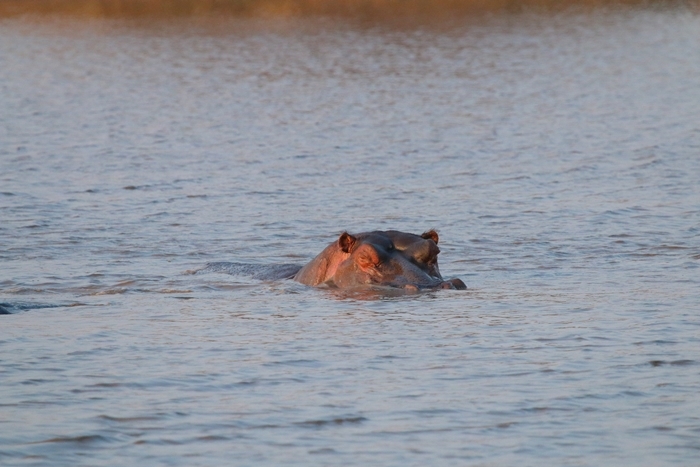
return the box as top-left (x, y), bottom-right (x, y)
top-left (1, 3), bottom-right (700, 466)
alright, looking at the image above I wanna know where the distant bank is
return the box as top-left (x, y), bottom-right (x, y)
top-left (0, 0), bottom-right (697, 18)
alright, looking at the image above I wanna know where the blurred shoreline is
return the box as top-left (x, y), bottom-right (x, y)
top-left (1, 0), bottom-right (698, 19)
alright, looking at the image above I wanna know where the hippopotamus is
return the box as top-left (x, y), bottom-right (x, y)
top-left (293, 230), bottom-right (466, 291)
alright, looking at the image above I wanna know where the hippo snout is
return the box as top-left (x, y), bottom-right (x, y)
top-left (435, 278), bottom-right (468, 290)
top-left (447, 278), bottom-right (467, 290)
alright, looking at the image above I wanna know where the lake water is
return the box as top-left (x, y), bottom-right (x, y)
top-left (1, 5), bottom-right (700, 466)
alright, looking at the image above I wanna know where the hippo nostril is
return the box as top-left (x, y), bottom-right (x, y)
top-left (439, 281), bottom-right (455, 290)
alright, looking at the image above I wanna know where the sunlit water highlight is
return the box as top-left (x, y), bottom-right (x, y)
top-left (1, 6), bottom-right (700, 466)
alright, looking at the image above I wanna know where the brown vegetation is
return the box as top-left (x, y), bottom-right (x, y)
top-left (0, 0), bottom-right (696, 18)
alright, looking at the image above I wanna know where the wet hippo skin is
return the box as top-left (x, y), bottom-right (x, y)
top-left (293, 230), bottom-right (467, 291)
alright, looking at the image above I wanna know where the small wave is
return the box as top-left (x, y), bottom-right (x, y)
top-left (196, 435), bottom-right (230, 442)
top-left (0, 302), bottom-right (85, 314)
top-left (519, 406), bottom-right (573, 413)
top-left (98, 415), bottom-right (162, 422)
top-left (265, 359), bottom-right (321, 368)
top-left (197, 262), bottom-right (301, 281)
top-left (296, 416), bottom-right (367, 427)
top-left (655, 244), bottom-right (690, 251)
top-left (133, 438), bottom-right (183, 445)
top-left (33, 434), bottom-right (110, 445)
top-left (20, 379), bottom-right (57, 385)
top-left (309, 448), bottom-right (337, 454)
top-left (649, 359), bottom-right (696, 367)
top-left (92, 288), bottom-right (128, 296)
top-left (633, 340), bottom-right (677, 345)
top-left (88, 382), bottom-right (122, 388)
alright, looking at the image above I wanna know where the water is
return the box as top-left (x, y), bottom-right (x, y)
top-left (2, 6), bottom-right (700, 466)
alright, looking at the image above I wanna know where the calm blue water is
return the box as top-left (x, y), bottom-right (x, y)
top-left (1, 6), bottom-right (700, 466)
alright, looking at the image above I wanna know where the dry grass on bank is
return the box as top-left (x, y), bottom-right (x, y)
top-left (0, 0), bottom-right (696, 18)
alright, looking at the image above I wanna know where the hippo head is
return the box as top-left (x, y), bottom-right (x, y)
top-left (384, 229), bottom-right (443, 280)
top-left (327, 231), bottom-right (466, 291)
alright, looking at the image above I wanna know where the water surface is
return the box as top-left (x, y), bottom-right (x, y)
top-left (1, 6), bottom-right (700, 466)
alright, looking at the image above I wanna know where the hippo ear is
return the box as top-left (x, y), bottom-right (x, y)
top-left (421, 230), bottom-right (439, 244)
top-left (338, 232), bottom-right (357, 253)
top-left (356, 244), bottom-right (380, 270)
